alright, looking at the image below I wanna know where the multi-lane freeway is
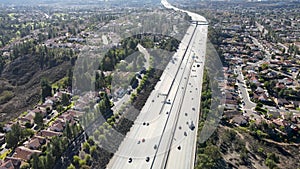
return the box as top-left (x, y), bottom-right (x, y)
top-left (107, 1), bottom-right (208, 169)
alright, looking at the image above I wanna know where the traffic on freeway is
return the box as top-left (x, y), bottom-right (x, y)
top-left (107, 0), bottom-right (208, 168)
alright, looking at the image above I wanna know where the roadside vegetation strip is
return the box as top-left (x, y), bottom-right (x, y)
top-left (195, 68), bottom-right (223, 169)
top-left (69, 69), bottom-right (163, 169)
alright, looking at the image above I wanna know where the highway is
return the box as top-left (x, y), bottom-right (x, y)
top-left (107, 1), bottom-right (208, 169)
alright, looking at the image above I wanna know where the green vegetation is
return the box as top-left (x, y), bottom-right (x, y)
top-left (34, 112), bottom-right (44, 129)
top-left (196, 144), bottom-right (221, 169)
top-left (196, 69), bottom-right (221, 169)
top-left (0, 90), bottom-right (14, 104)
top-left (200, 69), bottom-right (211, 120)
top-left (29, 124), bottom-right (82, 169)
top-left (265, 153), bottom-right (280, 169)
top-left (6, 123), bottom-right (34, 148)
top-left (41, 78), bottom-right (52, 102)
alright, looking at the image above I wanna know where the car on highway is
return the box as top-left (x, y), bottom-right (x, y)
top-left (188, 120), bottom-right (195, 131)
top-left (128, 158), bottom-right (133, 163)
top-left (177, 145), bottom-right (181, 150)
top-left (146, 157), bottom-right (150, 162)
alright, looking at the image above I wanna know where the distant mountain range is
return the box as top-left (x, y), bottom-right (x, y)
top-left (1, 0), bottom-right (299, 6)
top-left (0, 0), bottom-right (161, 6)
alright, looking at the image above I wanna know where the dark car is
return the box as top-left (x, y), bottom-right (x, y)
top-left (177, 146), bottom-right (181, 150)
top-left (146, 157), bottom-right (150, 162)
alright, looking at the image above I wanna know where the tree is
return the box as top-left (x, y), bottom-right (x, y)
top-left (57, 105), bottom-right (64, 113)
top-left (6, 131), bottom-right (18, 148)
top-left (51, 136), bottom-right (63, 160)
top-left (73, 155), bottom-right (80, 167)
top-left (197, 154), bottom-right (215, 169)
top-left (20, 163), bottom-right (30, 169)
top-left (0, 122), bottom-right (4, 132)
top-left (83, 142), bottom-right (90, 154)
top-left (130, 77), bottom-right (139, 89)
top-left (65, 68), bottom-right (73, 88)
top-left (31, 153), bottom-right (40, 169)
top-left (84, 154), bottom-right (92, 165)
top-left (261, 63), bottom-right (269, 70)
top-left (203, 145), bottom-right (221, 161)
top-left (64, 122), bottom-right (73, 140)
top-left (34, 113), bottom-right (44, 128)
top-left (61, 93), bottom-right (70, 106)
top-left (41, 78), bottom-right (52, 102)
top-left (90, 145), bottom-right (97, 158)
top-left (45, 152), bottom-right (55, 169)
top-left (265, 158), bottom-right (277, 169)
top-left (67, 164), bottom-right (76, 169)
top-left (97, 92), bottom-right (111, 115)
top-left (80, 165), bottom-right (90, 169)
top-left (6, 124), bottom-right (22, 148)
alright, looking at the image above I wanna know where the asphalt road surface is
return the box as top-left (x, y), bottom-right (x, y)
top-left (107, 1), bottom-right (208, 168)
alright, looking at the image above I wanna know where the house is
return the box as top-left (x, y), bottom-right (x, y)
top-left (258, 93), bottom-right (269, 102)
top-left (3, 157), bottom-right (21, 169)
top-left (284, 78), bottom-right (293, 85)
top-left (45, 96), bottom-right (58, 105)
top-left (290, 67), bottom-right (298, 73)
top-left (0, 160), bottom-right (14, 169)
top-left (250, 76), bottom-right (258, 83)
top-left (231, 115), bottom-right (249, 126)
top-left (291, 115), bottom-right (300, 124)
top-left (223, 110), bottom-right (240, 119)
top-left (272, 119), bottom-right (282, 127)
top-left (3, 122), bottom-right (17, 132)
top-left (268, 111), bottom-right (281, 119)
top-left (58, 111), bottom-right (76, 124)
top-left (255, 87), bottom-right (265, 94)
top-left (37, 104), bottom-right (52, 114)
top-left (267, 71), bottom-right (277, 78)
top-left (31, 107), bottom-right (47, 118)
top-left (225, 91), bottom-right (238, 100)
top-left (225, 104), bottom-right (239, 110)
top-left (18, 111), bottom-right (35, 126)
top-left (13, 146), bottom-right (41, 161)
top-left (49, 121), bottom-right (65, 132)
top-left (54, 91), bottom-right (63, 100)
top-left (25, 137), bottom-right (46, 150)
top-left (275, 82), bottom-right (286, 89)
top-left (38, 130), bottom-right (62, 138)
top-left (225, 99), bottom-right (238, 105)
top-left (292, 101), bottom-right (300, 109)
top-left (275, 98), bottom-right (290, 106)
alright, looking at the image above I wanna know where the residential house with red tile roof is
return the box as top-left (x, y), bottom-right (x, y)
top-left (0, 160), bottom-right (15, 169)
top-left (12, 146), bottom-right (41, 161)
top-left (38, 130), bottom-right (62, 138)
